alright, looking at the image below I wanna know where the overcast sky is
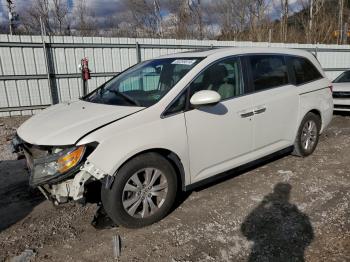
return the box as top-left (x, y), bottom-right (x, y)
top-left (0, 0), bottom-right (302, 29)
top-left (0, 0), bottom-right (122, 21)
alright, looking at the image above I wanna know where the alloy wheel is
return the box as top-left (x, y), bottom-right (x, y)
top-left (301, 120), bottom-right (317, 152)
top-left (122, 168), bottom-right (168, 218)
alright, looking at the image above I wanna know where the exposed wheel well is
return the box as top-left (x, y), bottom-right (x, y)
top-left (309, 109), bottom-right (321, 121)
top-left (116, 149), bottom-right (186, 191)
top-left (308, 109), bottom-right (322, 128)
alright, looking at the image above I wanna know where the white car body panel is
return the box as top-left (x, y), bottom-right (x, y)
top-left (184, 95), bottom-right (254, 182)
top-left (332, 82), bottom-right (350, 111)
top-left (251, 84), bottom-right (299, 151)
top-left (297, 79), bottom-right (333, 133)
top-left (333, 82), bottom-right (350, 92)
top-left (16, 47), bottom-right (334, 201)
top-left (17, 100), bottom-right (143, 145)
top-left (77, 106), bottom-right (192, 185)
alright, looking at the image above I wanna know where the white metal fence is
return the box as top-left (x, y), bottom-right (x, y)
top-left (1, 34), bottom-right (350, 116)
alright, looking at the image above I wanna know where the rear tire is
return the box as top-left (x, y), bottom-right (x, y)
top-left (292, 112), bottom-right (321, 157)
top-left (101, 152), bottom-right (177, 228)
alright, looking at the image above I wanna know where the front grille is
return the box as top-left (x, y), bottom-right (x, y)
top-left (333, 91), bottom-right (350, 98)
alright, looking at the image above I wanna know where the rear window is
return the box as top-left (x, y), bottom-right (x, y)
top-left (287, 56), bottom-right (322, 85)
top-left (249, 55), bottom-right (289, 91)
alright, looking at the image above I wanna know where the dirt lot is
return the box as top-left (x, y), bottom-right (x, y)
top-left (0, 114), bottom-right (349, 262)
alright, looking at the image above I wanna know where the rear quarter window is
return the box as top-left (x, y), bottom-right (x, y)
top-left (249, 55), bottom-right (289, 92)
top-left (286, 56), bottom-right (322, 85)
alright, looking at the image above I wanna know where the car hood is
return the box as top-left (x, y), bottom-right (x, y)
top-left (333, 82), bottom-right (350, 92)
top-left (17, 100), bottom-right (144, 146)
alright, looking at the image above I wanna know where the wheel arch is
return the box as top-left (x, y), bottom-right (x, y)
top-left (297, 108), bottom-right (323, 134)
top-left (111, 148), bottom-right (187, 192)
top-left (308, 109), bottom-right (322, 125)
top-left (292, 108), bottom-right (322, 157)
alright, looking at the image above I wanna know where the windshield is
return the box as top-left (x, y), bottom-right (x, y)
top-left (84, 58), bottom-right (202, 107)
top-left (333, 71), bottom-right (350, 83)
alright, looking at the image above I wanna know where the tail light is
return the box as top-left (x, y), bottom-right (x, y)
top-left (328, 85), bottom-right (333, 93)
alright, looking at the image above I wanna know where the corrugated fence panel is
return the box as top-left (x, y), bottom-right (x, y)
top-left (28, 80), bottom-right (41, 105)
top-left (1, 34), bottom-right (350, 114)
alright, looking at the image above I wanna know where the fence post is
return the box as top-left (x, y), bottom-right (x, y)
top-left (43, 40), bottom-right (59, 104)
top-left (135, 42), bottom-right (141, 63)
top-left (40, 17), bottom-right (59, 105)
top-left (315, 44), bottom-right (318, 59)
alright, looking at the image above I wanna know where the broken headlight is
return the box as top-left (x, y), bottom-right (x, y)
top-left (29, 146), bottom-right (86, 186)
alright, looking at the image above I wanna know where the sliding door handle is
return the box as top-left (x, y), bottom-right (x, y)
top-left (240, 111), bottom-right (254, 118)
top-left (254, 108), bottom-right (266, 114)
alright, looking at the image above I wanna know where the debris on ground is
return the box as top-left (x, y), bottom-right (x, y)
top-left (10, 249), bottom-right (36, 262)
top-left (0, 116), bottom-right (29, 161)
top-left (112, 235), bottom-right (122, 260)
top-left (91, 205), bottom-right (118, 230)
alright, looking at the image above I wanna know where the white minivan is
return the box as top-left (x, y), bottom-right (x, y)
top-left (332, 70), bottom-right (350, 111)
top-left (13, 48), bottom-right (333, 228)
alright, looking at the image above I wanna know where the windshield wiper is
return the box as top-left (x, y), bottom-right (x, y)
top-left (108, 89), bottom-right (141, 106)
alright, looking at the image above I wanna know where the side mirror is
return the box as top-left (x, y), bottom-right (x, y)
top-left (190, 90), bottom-right (221, 107)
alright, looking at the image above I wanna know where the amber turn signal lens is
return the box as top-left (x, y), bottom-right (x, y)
top-left (57, 146), bottom-right (85, 174)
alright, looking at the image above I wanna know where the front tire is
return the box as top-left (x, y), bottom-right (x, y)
top-left (292, 112), bottom-right (321, 157)
top-left (101, 152), bottom-right (177, 228)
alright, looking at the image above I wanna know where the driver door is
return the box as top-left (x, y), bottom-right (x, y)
top-left (184, 57), bottom-right (255, 183)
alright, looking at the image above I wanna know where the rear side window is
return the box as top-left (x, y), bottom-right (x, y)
top-left (287, 56), bottom-right (322, 85)
top-left (249, 55), bottom-right (289, 91)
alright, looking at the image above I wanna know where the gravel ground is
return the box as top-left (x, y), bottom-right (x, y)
top-left (0, 114), bottom-right (349, 262)
top-left (0, 116), bottom-right (29, 161)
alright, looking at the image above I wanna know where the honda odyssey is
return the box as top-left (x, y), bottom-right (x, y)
top-left (13, 48), bottom-right (333, 228)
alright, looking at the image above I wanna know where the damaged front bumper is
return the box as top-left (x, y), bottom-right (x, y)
top-left (41, 161), bottom-right (107, 204)
top-left (12, 135), bottom-right (107, 204)
top-left (38, 167), bottom-right (93, 204)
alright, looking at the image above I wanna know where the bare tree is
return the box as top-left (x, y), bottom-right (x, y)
top-left (215, 0), bottom-right (250, 40)
top-left (74, 0), bottom-right (97, 36)
top-left (52, 0), bottom-right (69, 35)
top-left (153, 0), bottom-right (163, 36)
top-left (20, 0), bottom-right (51, 35)
top-left (164, 0), bottom-right (215, 39)
top-left (246, 0), bottom-right (272, 42)
top-left (190, 0), bottom-right (204, 39)
top-left (278, 0), bottom-right (289, 42)
top-left (215, 0), bottom-right (273, 42)
top-left (338, 0), bottom-right (345, 44)
top-left (120, 0), bottom-right (162, 37)
top-left (294, 0), bottom-right (337, 43)
top-left (307, 0), bottom-right (325, 43)
top-left (19, 0), bottom-right (69, 35)
top-left (10, 0), bottom-right (346, 44)
top-left (176, 0), bottom-right (193, 38)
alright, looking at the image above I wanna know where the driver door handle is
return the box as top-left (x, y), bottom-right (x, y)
top-left (254, 107), bottom-right (266, 114)
top-left (240, 111), bottom-right (254, 118)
